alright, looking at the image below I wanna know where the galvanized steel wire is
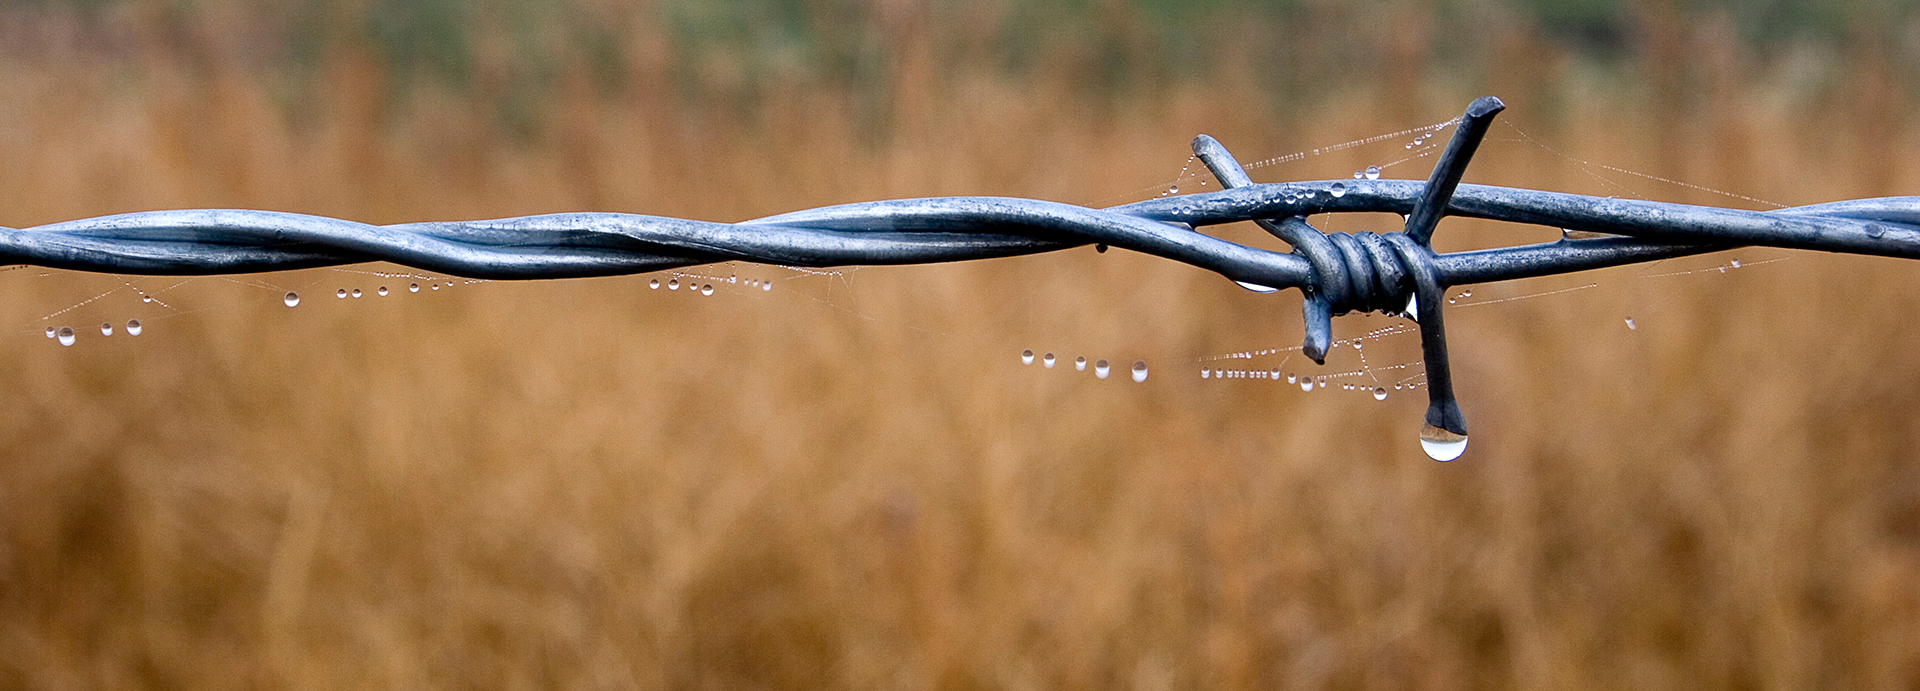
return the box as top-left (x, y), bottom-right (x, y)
top-left (9, 97), bottom-right (1920, 458)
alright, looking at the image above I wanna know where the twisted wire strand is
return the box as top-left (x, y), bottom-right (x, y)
top-left (10, 187), bottom-right (1918, 286)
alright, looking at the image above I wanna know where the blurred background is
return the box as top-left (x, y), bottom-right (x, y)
top-left (3, 0), bottom-right (1920, 688)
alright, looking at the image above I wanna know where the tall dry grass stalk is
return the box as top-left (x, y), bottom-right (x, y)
top-left (2, 22), bottom-right (1919, 691)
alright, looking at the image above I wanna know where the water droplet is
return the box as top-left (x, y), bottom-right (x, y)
top-left (378, 286), bottom-right (389, 296)
top-left (1729, 258), bottom-right (1741, 269)
top-left (99, 322), bottom-right (112, 336)
top-left (1625, 317), bottom-right (1637, 330)
top-left (1419, 424), bottom-right (1468, 462)
top-left (431, 284), bottom-right (441, 291)
top-left (350, 289), bottom-right (362, 298)
top-left (1043, 353), bottom-right (1056, 368)
top-left (1270, 368), bottom-right (1281, 380)
top-left (1286, 372), bottom-right (1297, 384)
top-left (410, 283), bottom-right (421, 293)
top-left (1021, 349), bottom-right (1035, 365)
top-left (1448, 297), bottom-right (1457, 304)
top-left (1353, 171), bottom-right (1364, 180)
top-left (1373, 387), bottom-right (1388, 401)
top-left (1866, 223), bottom-right (1886, 238)
top-left (44, 326), bottom-right (55, 338)
top-left (336, 289), bottom-right (347, 299)
top-left (1406, 142), bottom-right (1416, 149)
top-left (701, 283), bottom-right (715, 296)
top-left (1074, 356), bottom-right (1087, 371)
top-left (284, 292), bottom-right (300, 307)
top-left (1131, 361), bottom-right (1149, 382)
top-left (141, 295), bottom-right (152, 303)
top-left (1094, 359), bottom-right (1111, 379)
top-left (649, 279), bottom-right (660, 289)
top-left (761, 281), bottom-right (773, 292)
top-left (1364, 165), bottom-right (1381, 180)
top-left (1351, 338), bottom-right (1363, 350)
top-left (1300, 378), bottom-right (1313, 392)
top-left (1201, 368), bottom-right (1210, 379)
top-left (1235, 281), bottom-right (1277, 293)
top-left (1461, 289), bottom-right (1472, 298)
top-left (1169, 185), bottom-right (1179, 194)
top-left (126, 319), bottom-right (142, 336)
top-left (1329, 182), bottom-right (1347, 198)
top-left (668, 278), bottom-right (680, 290)
top-left (1199, 180), bottom-right (1207, 187)
top-left (57, 327), bottom-right (75, 346)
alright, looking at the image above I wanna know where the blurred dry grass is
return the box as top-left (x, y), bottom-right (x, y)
top-left (4, 3), bottom-right (1920, 690)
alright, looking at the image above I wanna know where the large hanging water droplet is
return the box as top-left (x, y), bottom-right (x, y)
top-left (1364, 165), bottom-right (1381, 180)
top-left (649, 279), bottom-right (660, 289)
top-left (410, 283), bottom-right (421, 293)
top-left (350, 289), bottom-right (362, 298)
top-left (1329, 182), bottom-right (1348, 198)
top-left (761, 281), bottom-right (773, 292)
top-left (1022, 349), bottom-right (1035, 365)
top-left (1131, 360), bottom-right (1148, 382)
top-left (1201, 368), bottom-right (1211, 379)
top-left (57, 327), bottom-right (75, 346)
top-left (1352, 338), bottom-right (1363, 350)
top-left (1286, 372), bottom-right (1297, 384)
top-left (1074, 356), bottom-right (1087, 371)
top-left (700, 283), bottom-right (715, 296)
top-left (336, 289), bottom-right (347, 299)
top-left (1419, 424), bottom-right (1468, 462)
top-left (1299, 378), bottom-right (1313, 392)
top-left (1042, 353), bottom-right (1056, 368)
top-left (99, 322), bottom-right (112, 336)
top-left (1169, 185), bottom-right (1179, 194)
top-left (284, 292), bottom-right (300, 307)
top-left (378, 286), bottom-right (389, 296)
top-left (668, 278), bottom-right (680, 291)
top-left (44, 326), bottom-right (55, 338)
top-left (126, 319), bottom-right (142, 336)
top-left (1094, 359), bottom-right (1111, 379)
top-left (141, 295), bottom-right (152, 303)
top-left (1372, 386), bottom-right (1387, 401)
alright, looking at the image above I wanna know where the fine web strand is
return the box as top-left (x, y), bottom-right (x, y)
top-left (1499, 120), bottom-right (1787, 209)
top-left (1083, 116), bottom-right (1461, 207)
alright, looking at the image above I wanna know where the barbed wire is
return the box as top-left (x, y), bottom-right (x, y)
top-left (8, 97), bottom-right (1919, 460)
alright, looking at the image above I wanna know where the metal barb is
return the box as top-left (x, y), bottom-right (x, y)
top-left (8, 96), bottom-right (1920, 460)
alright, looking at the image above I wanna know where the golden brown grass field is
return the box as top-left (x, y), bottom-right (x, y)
top-left (2, 2), bottom-right (1919, 689)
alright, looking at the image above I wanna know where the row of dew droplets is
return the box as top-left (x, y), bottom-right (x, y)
top-left (646, 273), bottom-right (774, 295)
top-left (1020, 349), bottom-right (1148, 383)
top-left (45, 319), bottom-right (143, 346)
